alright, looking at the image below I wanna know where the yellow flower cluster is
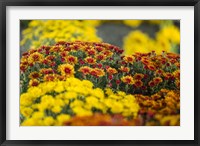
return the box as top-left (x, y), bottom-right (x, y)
top-left (123, 20), bottom-right (143, 27)
top-left (85, 20), bottom-right (174, 28)
top-left (20, 78), bottom-right (140, 126)
top-left (122, 20), bottom-right (174, 27)
top-left (123, 25), bottom-right (180, 55)
top-left (156, 25), bottom-right (180, 45)
top-left (20, 20), bottom-right (102, 49)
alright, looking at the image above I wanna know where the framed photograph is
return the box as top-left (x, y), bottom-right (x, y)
top-left (0, 0), bottom-right (199, 145)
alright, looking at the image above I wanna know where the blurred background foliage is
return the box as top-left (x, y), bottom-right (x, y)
top-left (20, 20), bottom-right (180, 55)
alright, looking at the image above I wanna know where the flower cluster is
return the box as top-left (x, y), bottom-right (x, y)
top-left (20, 41), bottom-right (180, 126)
top-left (20, 41), bottom-right (122, 91)
top-left (20, 41), bottom-right (180, 96)
top-left (123, 25), bottom-right (180, 55)
top-left (135, 89), bottom-right (180, 126)
top-left (20, 78), bottom-right (140, 126)
top-left (21, 20), bottom-right (179, 54)
top-left (20, 20), bottom-right (101, 50)
top-left (85, 20), bottom-right (174, 28)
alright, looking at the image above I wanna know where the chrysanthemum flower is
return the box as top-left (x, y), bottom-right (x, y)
top-left (95, 54), bottom-right (106, 61)
top-left (119, 66), bottom-right (130, 73)
top-left (90, 68), bottom-right (105, 77)
top-left (121, 75), bottom-right (134, 85)
top-left (65, 55), bottom-right (78, 65)
top-left (148, 80), bottom-right (156, 87)
top-left (28, 52), bottom-right (44, 64)
top-left (78, 66), bottom-right (91, 75)
top-left (40, 68), bottom-right (54, 74)
top-left (29, 79), bottom-right (40, 87)
top-left (166, 53), bottom-right (180, 59)
top-left (103, 50), bottom-right (113, 57)
top-left (50, 46), bottom-right (62, 52)
top-left (85, 57), bottom-right (96, 65)
top-left (60, 51), bottom-right (68, 57)
top-left (57, 75), bottom-right (66, 81)
top-left (147, 64), bottom-right (156, 71)
top-left (133, 73), bottom-right (144, 80)
top-left (123, 55), bottom-right (135, 64)
top-left (163, 72), bottom-right (173, 80)
top-left (58, 64), bottom-right (75, 77)
top-left (46, 55), bottom-right (56, 61)
top-left (42, 59), bottom-right (50, 65)
top-left (151, 93), bottom-right (161, 100)
top-left (43, 74), bottom-right (57, 81)
top-left (155, 69), bottom-right (163, 75)
top-left (134, 80), bottom-right (143, 88)
top-left (153, 77), bottom-right (163, 84)
top-left (107, 67), bottom-right (118, 75)
top-left (141, 57), bottom-right (151, 65)
top-left (20, 64), bottom-right (27, 72)
top-left (29, 72), bottom-right (41, 79)
top-left (86, 48), bottom-right (96, 56)
top-left (96, 46), bottom-right (104, 52)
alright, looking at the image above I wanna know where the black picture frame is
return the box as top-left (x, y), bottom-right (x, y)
top-left (0, 0), bottom-right (199, 145)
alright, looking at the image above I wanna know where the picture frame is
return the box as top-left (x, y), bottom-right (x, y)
top-left (0, 0), bottom-right (199, 145)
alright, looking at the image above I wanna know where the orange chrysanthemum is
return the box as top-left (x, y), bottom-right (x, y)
top-left (90, 68), bottom-right (105, 77)
top-left (133, 73), bottom-right (144, 80)
top-left (147, 64), bottom-right (156, 71)
top-left (121, 75), bottom-right (134, 85)
top-left (119, 66), bottom-right (130, 73)
top-left (103, 50), bottom-right (113, 57)
top-left (43, 74), bottom-right (57, 82)
top-left (123, 55), bottom-right (135, 64)
top-left (107, 67), bottom-right (118, 75)
top-left (78, 66), bottom-right (92, 75)
top-left (153, 77), bottom-right (163, 84)
top-left (163, 72), bottom-right (173, 80)
top-left (134, 80), bottom-right (143, 88)
top-left (40, 68), bottom-right (54, 74)
top-left (141, 57), bottom-right (150, 65)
